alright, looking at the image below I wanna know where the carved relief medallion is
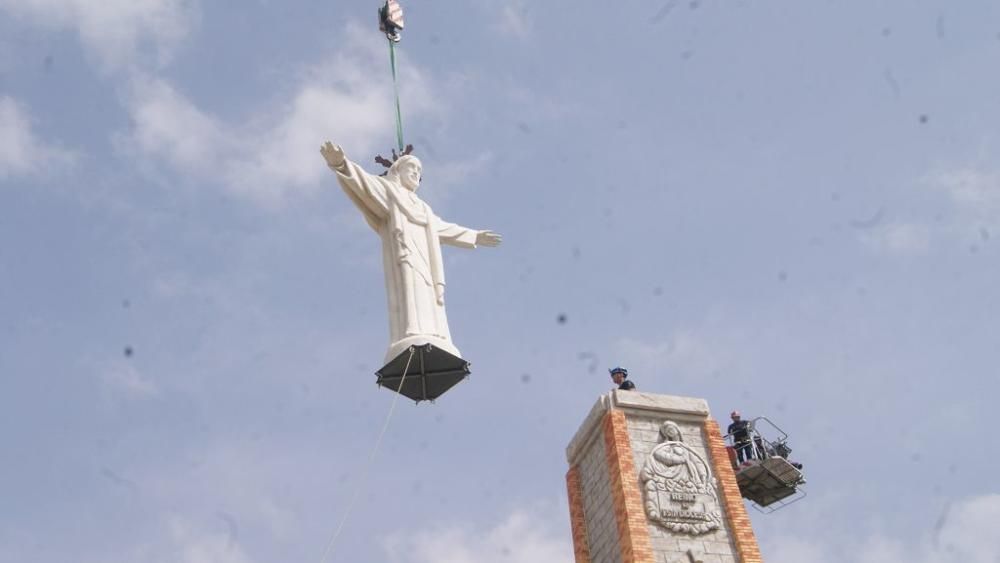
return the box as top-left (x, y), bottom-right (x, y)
top-left (639, 421), bottom-right (723, 535)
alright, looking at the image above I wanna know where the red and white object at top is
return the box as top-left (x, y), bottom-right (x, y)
top-left (379, 0), bottom-right (405, 42)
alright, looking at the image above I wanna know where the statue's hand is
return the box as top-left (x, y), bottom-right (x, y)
top-left (320, 141), bottom-right (346, 169)
top-left (435, 284), bottom-right (445, 306)
top-left (476, 230), bottom-right (502, 247)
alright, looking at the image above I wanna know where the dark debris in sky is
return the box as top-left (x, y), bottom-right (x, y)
top-left (617, 298), bottom-right (631, 314)
top-left (577, 352), bottom-right (599, 373)
top-left (648, 0), bottom-right (678, 24)
top-left (216, 511), bottom-right (239, 549)
top-left (850, 207), bottom-right (885, 229)
top-left (883, 69), bottom-right (901, 99)
top-left (101, 467), bottom-right (137, 490)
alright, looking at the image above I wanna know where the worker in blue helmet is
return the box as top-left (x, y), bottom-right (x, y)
top-left (609, 367), bottom-right (635, 391)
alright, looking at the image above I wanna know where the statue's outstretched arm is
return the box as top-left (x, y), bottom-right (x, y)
top-left (320, 141), bottom-right (347, 170)
top-left (475, 230), bottom-right (502, 247)
top-left (321, 141), bottom-right (390, 220)
top-left (436, 218), bottom-right (502, 249)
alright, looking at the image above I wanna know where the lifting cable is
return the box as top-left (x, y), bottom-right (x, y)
top-left (318, 347), bottom-right (416, 563)
top-left (378, 0), bottom-right (407, 153)
top-left (388, 39), bottom-right (405, 153)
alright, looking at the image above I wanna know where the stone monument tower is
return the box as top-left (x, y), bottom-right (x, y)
top-left (564, 391), bottom-right (762, 563)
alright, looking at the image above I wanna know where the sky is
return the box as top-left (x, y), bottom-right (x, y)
top-left (2, 0), bottom-right (1000, 562)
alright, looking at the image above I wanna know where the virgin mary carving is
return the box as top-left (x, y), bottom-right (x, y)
top-left (640, 421), bottom-right (724, 535)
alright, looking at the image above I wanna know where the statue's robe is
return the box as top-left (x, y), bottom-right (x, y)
top-left (334, 159), bottom-right (479, 363)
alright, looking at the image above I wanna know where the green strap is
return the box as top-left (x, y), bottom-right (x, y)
top-left (389, 39), bottom-right (404, 153)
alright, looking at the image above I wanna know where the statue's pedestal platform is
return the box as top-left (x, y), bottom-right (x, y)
top-left (375, 343), bottom-right (470, 402)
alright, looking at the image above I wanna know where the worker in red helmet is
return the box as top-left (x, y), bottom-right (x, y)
top-left (609, 367), bottom-right (635, 391)
top-left (728, 410), bottom-right (754, 464)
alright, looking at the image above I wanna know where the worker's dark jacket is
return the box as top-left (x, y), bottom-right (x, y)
top-left (728, 420), bottom-right (750, 443)
top-left (618, 380), bottom-right (636, 391)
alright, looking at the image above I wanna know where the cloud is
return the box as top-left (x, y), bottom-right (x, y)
top-left (496, 2), bottom-right (532, 38)
top-left (383, 506), bottom-right (573, 563)
top-left (928, 495), bottom-right (1000, 563)
top-left (125, 77), bottom-right (228, 175)
top-left (764, 494), bottom-right (1000, 563)
top-left (100, 360), bottom-right (160, 399)
top-left (926, 166), bottom-right (1000, 226)
top-left (857, 161), bottom-right (1000, 255)
top-left (76, 441), bottom-right (316, 562)
top-left (859, 221), bottom-right (931, 256)
top-left (616, 329), bottom-right (724, 381)
top-left (0, 96), bottom-right (75, 179)
top-left (0, 0), bottom-right (197, 70)
top-left (762, 535), bottom-right (829, 563)
top-left (139, 517), bottom-right (256, 563)
top-left (120, 23), bottom-right (441, 207)
top-left (425, 151), bottom-right (494, 203)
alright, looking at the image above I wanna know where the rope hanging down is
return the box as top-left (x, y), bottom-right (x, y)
top-left (317, 347), bottom-right (416, 563)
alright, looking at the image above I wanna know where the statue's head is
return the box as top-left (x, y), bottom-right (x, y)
top-left (659, 421), bottom-right (683, 442)
top-left (388, 155), bottom-right (422, 191)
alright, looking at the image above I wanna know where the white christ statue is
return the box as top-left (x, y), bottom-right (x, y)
top-left (321, 141), bottom-right (502, 364)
